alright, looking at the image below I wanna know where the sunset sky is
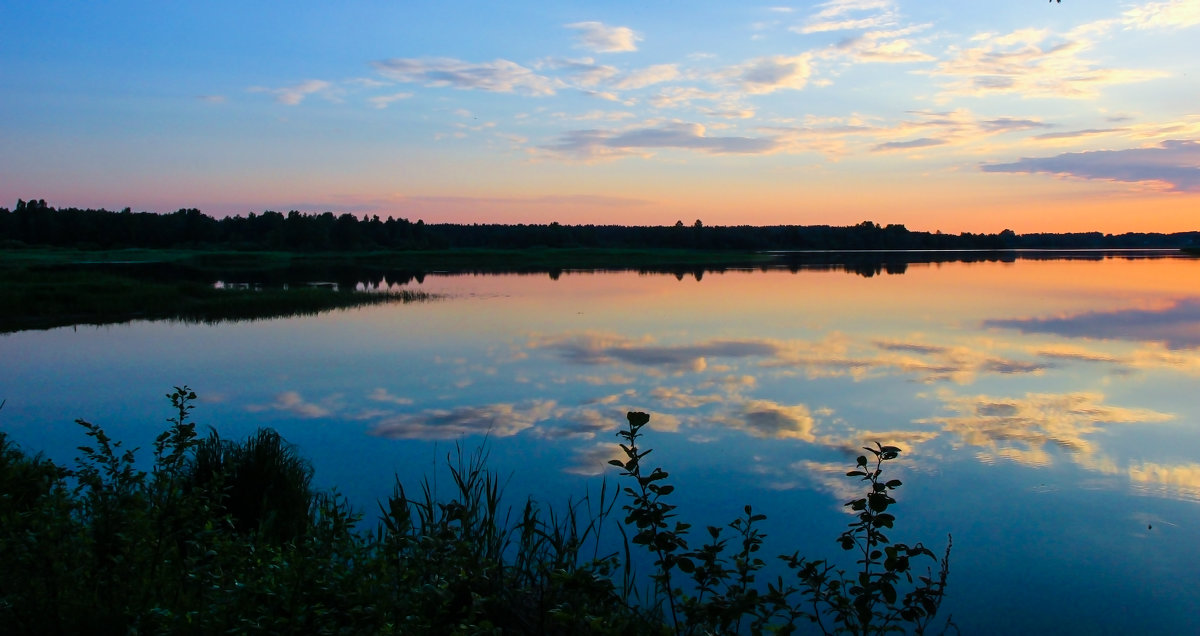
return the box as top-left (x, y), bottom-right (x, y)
top-left (2, 1), bottom-right (1198, 233)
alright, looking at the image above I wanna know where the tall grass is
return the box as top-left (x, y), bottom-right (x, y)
top-left (0, 389), bottom-right (949, 635)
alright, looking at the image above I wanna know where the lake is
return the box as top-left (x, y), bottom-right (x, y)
top-left (3, 250), bottom-right (1200, 633)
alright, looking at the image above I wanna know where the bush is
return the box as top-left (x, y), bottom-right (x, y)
top-left (0, 391), bottom-right (949, 635)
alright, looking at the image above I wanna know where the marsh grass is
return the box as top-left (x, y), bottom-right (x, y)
top-left (0, 390), bottom-right (949, 635)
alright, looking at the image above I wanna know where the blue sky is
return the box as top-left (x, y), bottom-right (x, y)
top-left (2, 1), bottom-right (1198, 231)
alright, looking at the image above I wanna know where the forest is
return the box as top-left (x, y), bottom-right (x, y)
top-left (4, 199), bottom-right (1198, 252)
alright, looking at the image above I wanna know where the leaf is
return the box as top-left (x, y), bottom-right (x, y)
top-left (885, 479), bottom-right (902, 488)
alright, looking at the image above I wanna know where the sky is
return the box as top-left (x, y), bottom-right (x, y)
top-left (1, 1), bottom-right (1198, 233)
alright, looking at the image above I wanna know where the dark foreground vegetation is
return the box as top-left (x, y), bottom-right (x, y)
top-left (4, 198), bottom-right (1198, 251)
top-left (0, 390), bottom-right (951, 635)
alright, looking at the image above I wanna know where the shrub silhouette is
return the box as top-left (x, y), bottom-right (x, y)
top-left (0, 390), bottom-right (949, 635)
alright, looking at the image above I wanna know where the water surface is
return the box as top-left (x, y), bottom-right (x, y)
top-left (3, 252), bottom-right (1199, 633)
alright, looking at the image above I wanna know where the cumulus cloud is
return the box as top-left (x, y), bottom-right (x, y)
top-left (372, 57), bottom-right (558, 96)
top-left (566, 21), bottom-right (640, 53)
top-left (369, 400), bottom-right (556, 440)
top-left (981, 140), bottom-right (1200, 192)
top-left (563, 443), bottom-right (628, 476)
top-left (1128, 461), bottom-right (1200, 502)
top-left (712, 399), bottom-right (817, 441)
top-left (718, 55), bottom-right (813, 94)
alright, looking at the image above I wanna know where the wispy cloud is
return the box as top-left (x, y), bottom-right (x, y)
top-left (928, 25), bottom-right (1167, 99)
top-left (872, 137), bottom-right (947, 152)
top-left (372, 57), bottom-right (559, 96)
top-left (250, 79), bottom-right (335, 105)
top-left (1122, 0), bottom-right (1200, 31)
top-left (566, 21), bottom-right (641, 53)
top-left (368, 92), bottom-right (413, 109)
top-left (540, 121), bottom-right (780, 160)
top-left (797, 0), bottom-right (897, 34)
top-left (989, 296), bottom-right (1200, 348)
top-left (247, 391), bottom-right (339, 418)
top-left (529, 332), bottom-right (782, 370)
top-left (369, 400), bottom-right (557, 440)
top-left (981, 139), bottom-right (1200, 192)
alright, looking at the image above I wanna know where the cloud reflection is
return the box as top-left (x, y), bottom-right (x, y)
top-left (921, 390), bottom-right (1173, 467)
top-left (989, 298), bottom-right (1200, 349)
top-left (370, 400), bottom-right (557, 440)
top-left (712, 399), bottom-right (817, 441)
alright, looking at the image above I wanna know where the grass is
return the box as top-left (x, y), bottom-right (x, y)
top-left (0, 390), bottom-right (951, 635)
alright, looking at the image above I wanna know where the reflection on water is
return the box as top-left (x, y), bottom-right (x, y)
top-left (2, 251), bottom-right (1200, 632)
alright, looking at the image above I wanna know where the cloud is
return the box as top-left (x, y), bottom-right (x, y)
top-left (766, 334), bottom-right (1046, 384)
top-left (981, 140), bottom-right (1200, 192)
top-left (798, 0), bottom-right (897, 34)
top-left (980, 118), bottom-right (1052, 133)
top-left (718, 55), bottom-right (813, 94)
top-left (563, 443), bottom-right (628, 476)
top-left (988, 296), bottom-right (1200, 348)
top-left (1031, 128), bottom-right (1123, 141)
top-left (541, 121), bottom-right (780, 160)
top-left (1123, 0), bottom-right (1200, 30)
top-left (712, 399), bottom-right (817, 441)
top-left (928, 26), bottom-right (1167, 99)
top-left (251, 79), bottom-right (334, 105)
top-left (368, 388), bottom-right (413, 405)
top-left (247, 391), bottom-right (337, 418)
top-left (649, 386), bottom-right (725, 408)
top-left (872, 137), bottom-right (947, 152)
top-left (542, 57), bottom-right (619, 87)
top-left (529, 332), bottom-right (782, 371)
top-left (832, 25), bottom-right (934, 64)
top-left (613, 64), bottom-right (680, 90)
top-left (566, 21), bottom-right (640, 53)
top-left (369, 400), bottom-right (556, 440)
top-left (1128, 461), bottom-right (1200, 502)
top-left (368, 92), bottom-right (413, 109)
top-left (372, 58), bottom-right (558, 96)
top-left (921, 390), bottom-right (1173, 467)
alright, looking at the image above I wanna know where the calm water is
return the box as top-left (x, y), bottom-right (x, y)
top-left (4, 252), bottom-right (1200, 633)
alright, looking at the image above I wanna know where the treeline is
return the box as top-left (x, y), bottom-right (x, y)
top-left (4, 198), bottom-right (1198, 251)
